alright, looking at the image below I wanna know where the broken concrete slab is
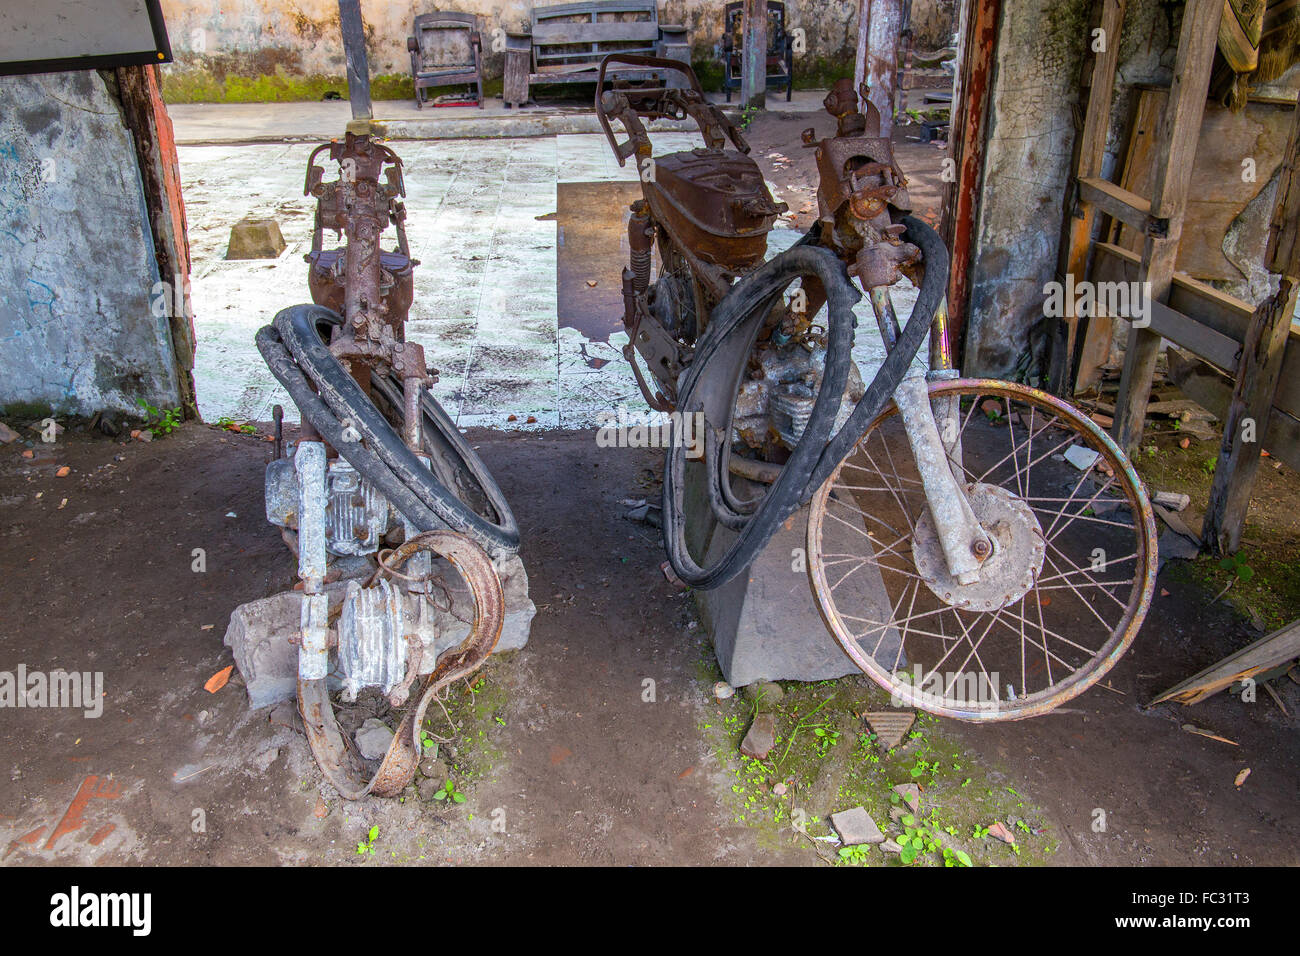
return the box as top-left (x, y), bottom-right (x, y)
top-left (743, 680), bottom-right (784, 709)
top-left (831, 806), bottom-right (885, 845)
top-left (225, 218), bottom-right (286, 259)
top-left (892, 783), bottom-right (921, 814)
top-left (0, 422), bottom-right (17, 444)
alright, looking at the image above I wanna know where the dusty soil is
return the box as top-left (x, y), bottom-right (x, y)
top-left (0, 419), bottom-right (1296, 867)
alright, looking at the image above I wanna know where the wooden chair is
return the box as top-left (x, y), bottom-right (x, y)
top-left (407, 11), bottom-right (484, 109)
top-left (721, 0), bottom-right (794, 102)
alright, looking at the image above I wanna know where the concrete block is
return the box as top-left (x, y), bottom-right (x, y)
top-left (687, 460), bottom-right (895, 686)
top-left (225, 218), bottom-right (286, 259)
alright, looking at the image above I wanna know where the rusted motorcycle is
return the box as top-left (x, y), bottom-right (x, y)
top-left (251, 133), bottom-right (529, 796)
top-left (597, 60), bottom-right (1157, 720)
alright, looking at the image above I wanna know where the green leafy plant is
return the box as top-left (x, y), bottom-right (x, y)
top-left (419, 731), bottom-right (437, 751)
top-left (1219, 552), bottom-right (1254, 584)
top-left (136, 398), bottom-right (182, 438)
top-left (433, 778), bottom-right (466, 804)
top-left (356, 825), bottom-right (379, 855)
top-left (899, 820), bottom-right (940, 865)
top-left (215, 416), bottom-right (256, 435)
top-left (837, 843), bottom-right (871, 865)
top-left (942, 846), bottom-right (973, 867)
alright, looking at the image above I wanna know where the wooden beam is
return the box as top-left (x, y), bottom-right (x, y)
top-left (1149, 617), bottom-right (1300, 706)
top-left (740, 0), bottom-right (768, 110)
top-left (114, 65), bottom-right (197, 414)
top-left (856, 0), bottom-right (904, 142)
top-left (938, 0), bottom-right (1001, 368)
top-left (1112, 0), bottom-right (1224, 452)
top-left (338, 0), bottom-right (372, 120)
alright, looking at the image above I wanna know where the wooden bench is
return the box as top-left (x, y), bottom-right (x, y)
top-left (505, 1), bottom-right (688, 106)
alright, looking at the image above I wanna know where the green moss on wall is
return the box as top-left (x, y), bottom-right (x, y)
top-left (160, 70), bottom-right (441, 104)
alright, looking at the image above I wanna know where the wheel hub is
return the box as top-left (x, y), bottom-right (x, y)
top-left (912, 483), bottom-right (1045, 612)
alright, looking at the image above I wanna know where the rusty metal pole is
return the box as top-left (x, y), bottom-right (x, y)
top-left (855, 0), bottom-right (903, 142)
top-left (339, 0), bottom-right (373, 120)
top-left (740, 0), bottom-right (768, 111)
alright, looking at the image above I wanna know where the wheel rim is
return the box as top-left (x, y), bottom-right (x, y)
top-left (807, 379), bottom-right (1157, 721)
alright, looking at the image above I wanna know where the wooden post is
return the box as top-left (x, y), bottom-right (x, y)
top-left (855, 0), bottom-right (904, 141)
top-left (338, 0), bottom-right (372, 120)
top-left (115, 65), bottom-right (197, 414)
top-left (1112, 0), bottom-right (1223, 452)
top-left (1202, 103), bottom-right (1300, 554)
top-left (938, 0), bottom-right (1001, 366)
top-left (740, 0), bottom-right (768, 111)
top-left (1049, 0), bottom-right (1128, 396)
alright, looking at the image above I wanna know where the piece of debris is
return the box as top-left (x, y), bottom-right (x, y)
top-left (743, 680), bottom-right (784, 709)
top-left (1152, 491), bottom-right (1190, 512)
top-left (313, 798), bottom-right (330, 819)
top-left (1064, 445), bottom-right (1101, 470)
top-left (0, 422), bottom-right (18, 444)
top-left (355, 717), bottom-right (395, 760)
top-left (419, 754), bottom-right (447, 780)
top-left (20, 449), bottom-right (33, 459)
top-left (987, 821), bottom-right (1017, 844)
top-left (204, 665), bottom-right (233, 694)
top-left (585, 279), bottom-right (598, 287)
top-left (55, 466), bottom-right (70, 477)
top-left (660, 560), bottom-right (686, 590)
top-left (226, 217), bottom-right (287, 259)
top-left (1234, 768), bottom-right (1251, 788)
top-left (1179, 436), bottom-right (1191, 449)
top-left (892, 782), bottom-right (920, 813)
top-left (1157, 528), bottom-right (1201, 570)
top-left (880, 838), bottom-right (903, 853)
top-left (889, 805), bottom-right (908, 823)
top-left (830, 806), bottom-right (885, 845)
top-left (269, 700), bottom-right (304, 735)
top-left (862, 710), bottom-right (915, 749)
top-left (772, 782), bottom-right (787, 796)
top-left (739, 712), bottom-right (776, 759)
top-left (1262, 681), bottom-right (1289, 716)
top-left (252, 747), bottom-right (280, 772)
top-left (1181, 723), bottom-right (1238, 746)
top-left (713, 681), bottom-right (735, 700)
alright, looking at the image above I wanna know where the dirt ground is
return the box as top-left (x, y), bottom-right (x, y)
top-left (0, 418), bottom-right (1296, 867)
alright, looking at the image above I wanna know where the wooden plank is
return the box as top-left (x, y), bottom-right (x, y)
top-left (1115, 89), bottom-right (1293, 281)
top-left (533, 0), bottom-right (656, 20)
top-left (1078, 176), bottom-right (1152, 232)
top-left (939, 0), bottom-right (1001, 368)
top-left (1112, 0), bottom-right (1224, 452)
top-left (531, 22), bottom-right (659, 45)
top-left (1149, 618), bottom-right (1300, 705)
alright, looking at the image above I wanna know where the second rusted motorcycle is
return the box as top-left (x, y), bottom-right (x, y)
top-left (597, 60), bottom-right (1158, 721)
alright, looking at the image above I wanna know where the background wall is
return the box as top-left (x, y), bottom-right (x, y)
top-left (157, 0), bottom-right (953, 102)
top-left (0, 71), bottom-right (182, 417)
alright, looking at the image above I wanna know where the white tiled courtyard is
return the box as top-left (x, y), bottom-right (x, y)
top-left (180, 133), bottom-right (922, 429)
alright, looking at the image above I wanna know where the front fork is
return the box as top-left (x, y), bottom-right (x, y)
top-left (868, 289), bottom-right (992, 585)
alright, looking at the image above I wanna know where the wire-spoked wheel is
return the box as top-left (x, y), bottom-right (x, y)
top-left (806, 379), bottom-right (1157, 721)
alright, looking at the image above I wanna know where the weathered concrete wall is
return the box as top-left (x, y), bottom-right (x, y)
top-left (962, 0), bottom-right (1178, 377)
top-left (0, 71), bottom-right (181, 416)
top-left (157, 0), bottom-right (950, 100)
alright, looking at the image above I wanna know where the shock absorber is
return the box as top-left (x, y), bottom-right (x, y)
top-left (628, 200), bottom-right (653, 296)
